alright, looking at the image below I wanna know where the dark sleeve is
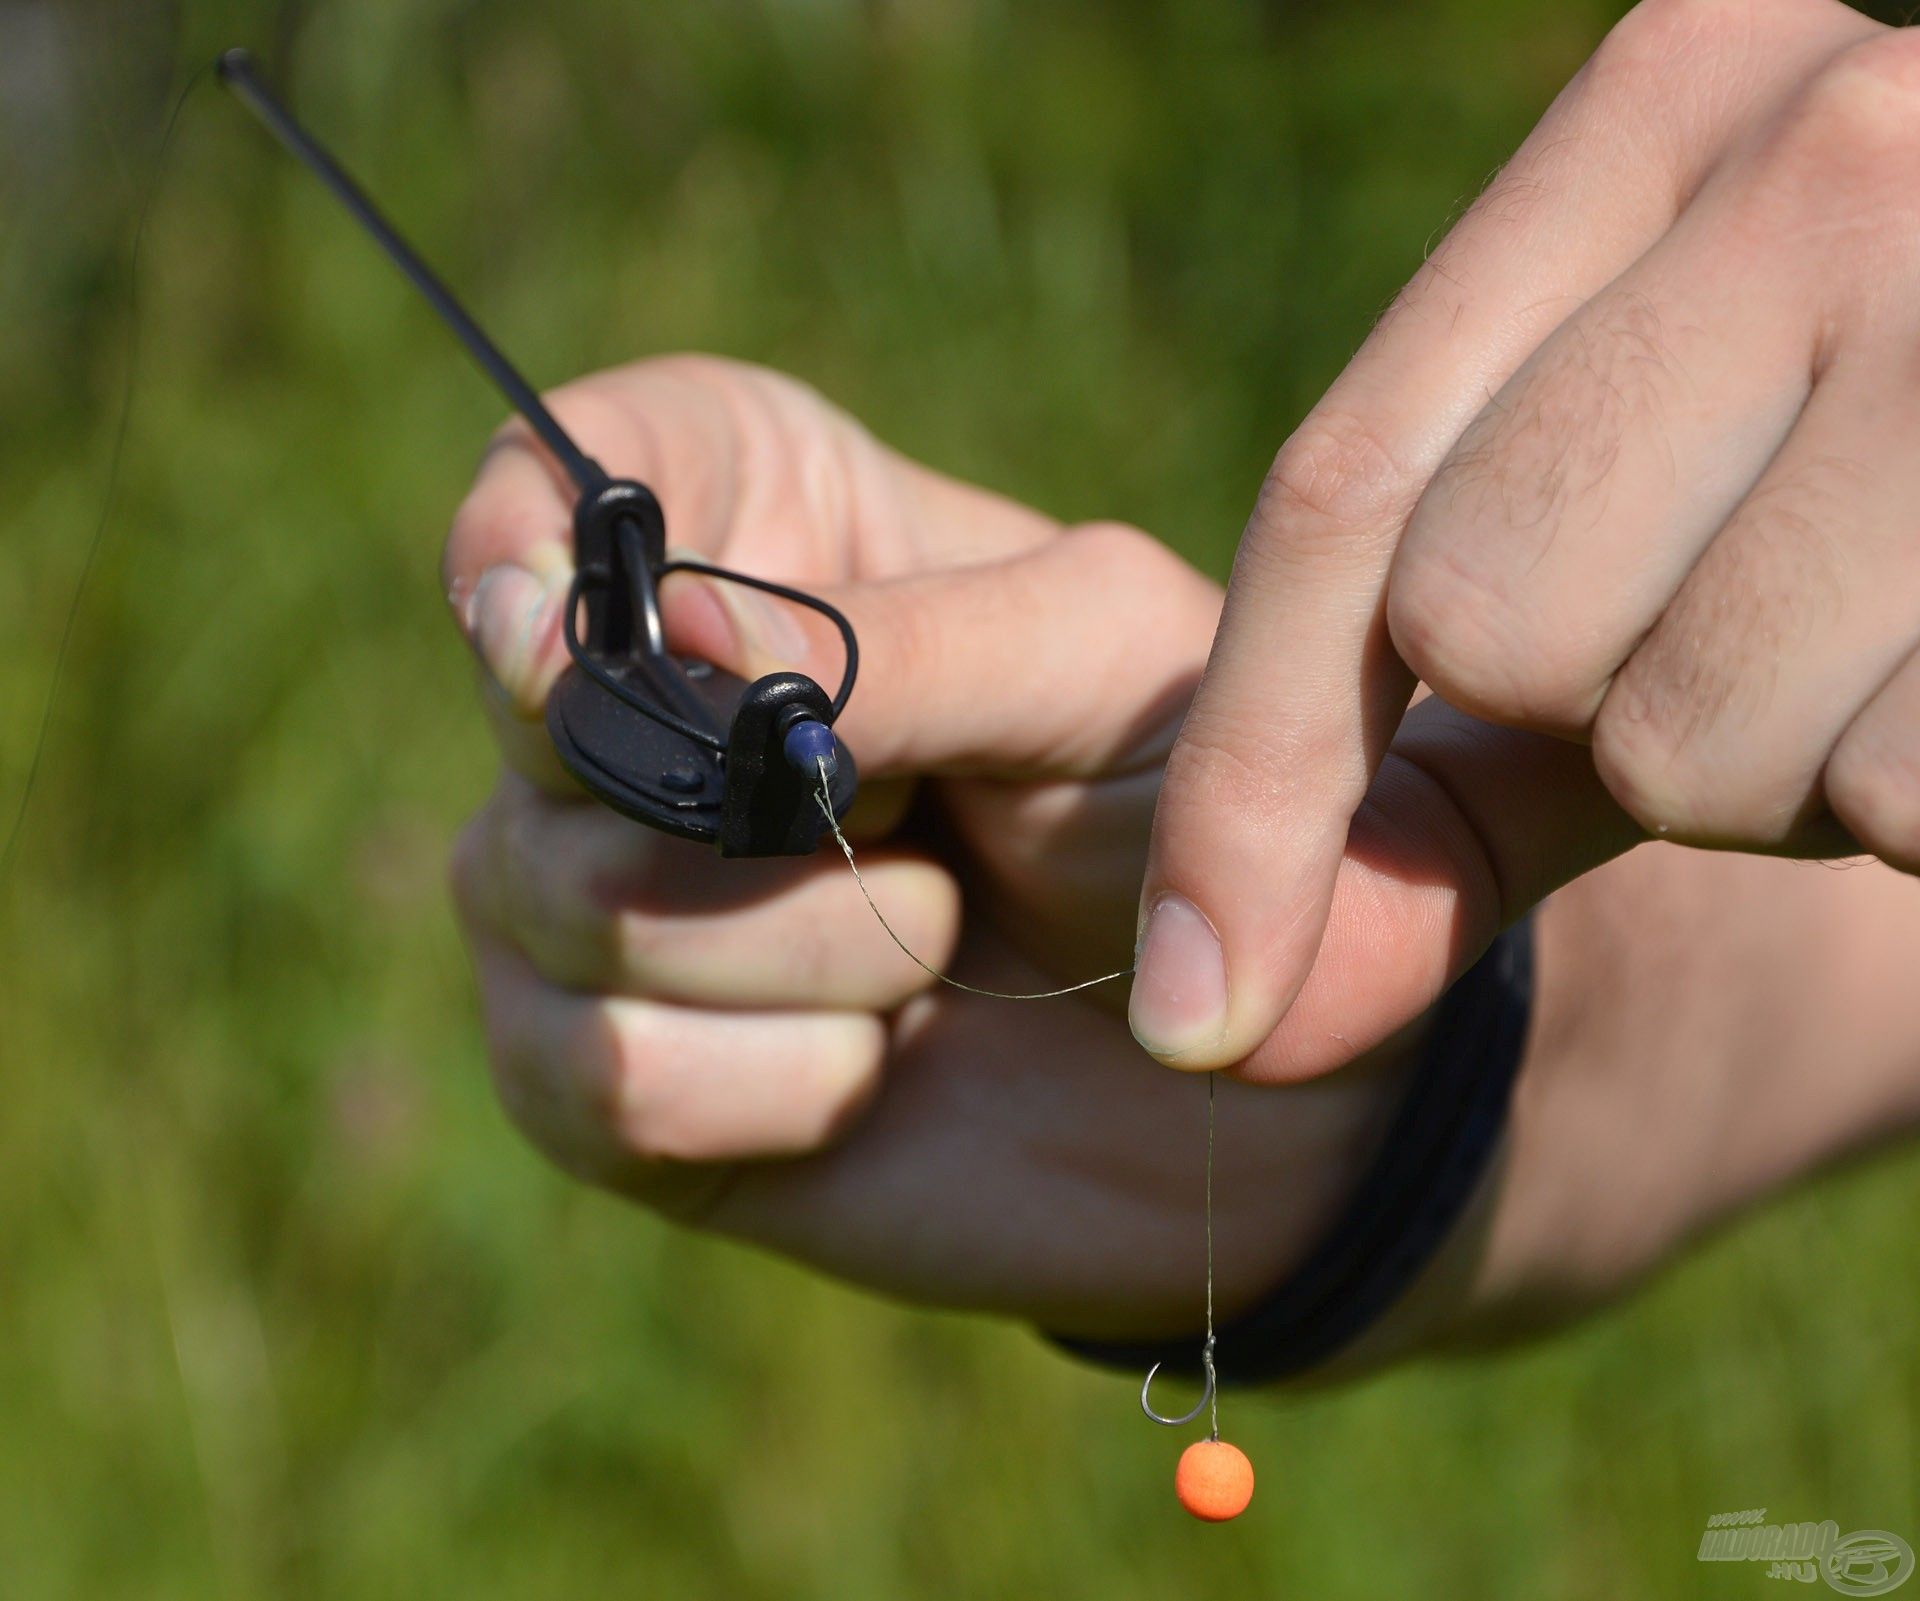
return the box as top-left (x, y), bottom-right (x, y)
top-left (1052, 913), bottom-right (1535, 1385)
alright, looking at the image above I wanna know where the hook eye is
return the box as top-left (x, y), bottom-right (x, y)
top-left (1140, 1359), bottom-right (1215, 1427)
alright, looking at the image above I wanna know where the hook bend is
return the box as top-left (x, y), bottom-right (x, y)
top-left (1140, 1359), bottom-right (1215, 1428)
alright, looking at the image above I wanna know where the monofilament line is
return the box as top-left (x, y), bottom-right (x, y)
top-left (2, 60), bottom-right (216, 885)
top-left (1204, 1069), bottom-right (1218, 1441)
top-left (813, 757), bottom-right (1132, 1002)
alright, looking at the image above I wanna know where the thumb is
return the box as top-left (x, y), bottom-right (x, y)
top-left (661, 523), bottom-right (1224, 779)
top-left (1238, 699), bottom-right (1645, 1081)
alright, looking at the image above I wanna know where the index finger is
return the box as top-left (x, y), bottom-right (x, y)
top-left (442, 361), bottom-right (774, 719)
top-left (1129, 0), bottom-right (1872, 1068)
top-left (442, 354), bottom-right (1059, 720)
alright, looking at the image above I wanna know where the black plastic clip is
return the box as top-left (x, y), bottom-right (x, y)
top-left (213, 51), bottom-right (859, 857)
top-left (545, 479), bottom-right (859, 857)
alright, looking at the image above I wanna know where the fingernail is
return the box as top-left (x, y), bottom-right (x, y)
top-left (1129, 893), bottom-right (1227, 1063)
top-left (701, 575), bottom-right (810, 672)
top-left (468, 562), bottom-right (559, 711)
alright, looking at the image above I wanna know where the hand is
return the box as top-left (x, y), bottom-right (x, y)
top-left (441, 356), bottom-right (1920, 1368)
top-left (441, 354), bottom-right (1410, 1340)
top-left (1138, 0), bottom-right (1920, 1074)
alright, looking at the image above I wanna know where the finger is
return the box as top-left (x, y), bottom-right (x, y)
top-left (1828, 643), bottom-right (1920, 873)
top-left (443, 355), bottom-right (1058, 718)
top-left (1134, 0), bottom-right (1877, 1068)
top-left (466, 932), bottom-right (887, 1199)
top-left (1389, 200), bottom-right (1815, 734)
top-left (458, 776), bottom-right (961, 1009)
top-left (1394, 28), bottom-right (1920, 739)
top-left (1240, 699), bottom-right (1646, 1082)
top-left (1592, 348), bottom-right (1920, 847)
top-left (478, 669), bottom-right (584, 795)
top-left (937, 765), bottom-right (1170, 982)
top-left (447, 383), bottom-right (656, 718)
top-left (661, 521), bottom-right (1224, 779)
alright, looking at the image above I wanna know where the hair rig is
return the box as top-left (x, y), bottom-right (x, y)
top-left (216, 49), bottom-right (859, 858)
top-left (217, 49), bottom-right (1249, 1521)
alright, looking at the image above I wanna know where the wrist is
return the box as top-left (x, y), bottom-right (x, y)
top-left (1375, 847), bottom-right (1920, 1362)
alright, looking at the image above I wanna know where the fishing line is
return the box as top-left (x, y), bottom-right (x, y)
top-left (815, 755), bottom-right (1250, 1515)
top-left (1204, 1069), bottom-right (1219, 1442)
top-left (10, 43), bottom-right (1250, 1521)
top-left (1, 59), bottom-right (216, 886)
top-left (811, 757), bottom-right (1131, 1001)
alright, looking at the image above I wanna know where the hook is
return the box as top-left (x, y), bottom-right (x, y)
top-left (1140, 1343), bottom-right (1217, 1428)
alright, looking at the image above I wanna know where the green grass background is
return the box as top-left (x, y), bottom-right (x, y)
top-left (3, 1), bottom-right (1917, 1595)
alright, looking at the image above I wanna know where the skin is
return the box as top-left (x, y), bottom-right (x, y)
top-left (446, 356), bottom-right (1920, 1356)
top-left (1138, 0), bottom-right (1920, 1075)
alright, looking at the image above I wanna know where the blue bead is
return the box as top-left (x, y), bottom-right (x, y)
top-left (782, 718), bottom-right (838, 782)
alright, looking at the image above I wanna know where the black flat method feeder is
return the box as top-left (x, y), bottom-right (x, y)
top-left (216, 48), bottom-right (858, 857)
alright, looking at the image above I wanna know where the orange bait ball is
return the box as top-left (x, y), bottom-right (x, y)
top-left (1175, 1439), bottom-right (1254, 1522)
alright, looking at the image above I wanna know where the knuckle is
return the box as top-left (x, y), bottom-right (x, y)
top-left (1164, 702), bottom-right (1330, 830)
top-left (493, 793), bottom-right (629, 986)
top-left (1578, 0), bottom-right (1875, 184)
top-left (645, 353), bottom-right (827, 435)
top-left (483, 1032), bottom-right (591, 1184)
top-left (1596, 634), bottom-right (1744, 839)
top-left (546, 370), bottom-right (673, 443)
top-left (486, 1019), bottom-right (728, 1218)
top-left (566, 1007), bottom-right (693, 1168)
top-left (1386, 541), bottom-right (1601, 728)
top-left (1714, 461), bottom-right (1853, 642)
top-left (542, 908), bottom-right (628, 998)
top-left (1382, 289), bottom-right (1690, 727)
top-left (1770, 33), bottom-right (1920, 196)
top-left (1590, 0), bottom-right (1769, 90)
top-left (484, 1000), bottom-right (652, 1177)
top-left (492, 789), bottom-right (551, 929)
top-left (599, 1012), bottom-right (880, 1167)
top-left (1251, 410), bottom-right (1418, 561)
top-left (1591, 692), bottom-right (1697, 837)
top-left (1818, 29), bottom-right (1920, 112)
top-left (1596, 489), bottom-right (1850, 846)
top-left (1068, 518), bottom-right (1178, 579)
top-left (649, 350), bottom-right (808, 406)
top-left (1442, 293), bottom-right (1673, 549)
top-left (487, 1052), bottom-right (549, 1153)
top-left (1612, 0), bottom-right (1745, 52)
top-left (631, 350), bottom-right (747, 388)
top-left (606, 911), bottom-right (670, 991)
top-left (1066, 519), bottom-right (1220, 618)
top-left (638, 353), bottom-right (861, 464)
top-left (1383, 546), bottom-right (1497, 694)
top-left (1593, 660), bottom-right (1805, 845)
top-left (446, 812), bottom-right (493, 931)
top-left (605, 1072), bottom-right (702, 1168)
top-left (1827, 730), bottom-right (1920, 870)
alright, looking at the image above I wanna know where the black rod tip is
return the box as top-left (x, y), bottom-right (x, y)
top-left (216, 47), bottom-right (255, 85)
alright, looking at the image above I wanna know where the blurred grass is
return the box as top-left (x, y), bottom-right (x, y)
top-left (2, 0), bottom-right (1917, 1596)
